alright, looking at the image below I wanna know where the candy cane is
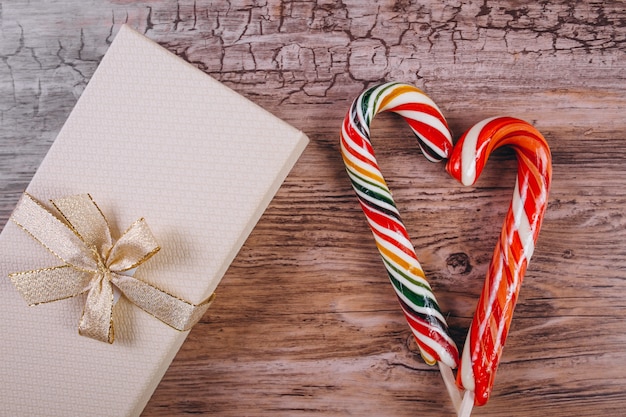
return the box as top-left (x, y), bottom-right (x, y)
top-left (446, 116), bottom-right (553, 411)
top-left (340, 82), bottom-right (459, 371)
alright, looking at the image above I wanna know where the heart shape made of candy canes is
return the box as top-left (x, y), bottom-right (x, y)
top-left (340, 82), bottom-right (552, 414)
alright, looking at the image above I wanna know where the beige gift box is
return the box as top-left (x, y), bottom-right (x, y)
top-left (0, 25), bottom-right (308, 416)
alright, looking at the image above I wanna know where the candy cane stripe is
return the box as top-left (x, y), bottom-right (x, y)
top-left (447, 116), bottom-right (552, 406)
top-left (341, 82), bottom-right (459, 368)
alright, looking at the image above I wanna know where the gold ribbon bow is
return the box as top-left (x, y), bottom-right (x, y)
top-left (8, 193), bottom-right (214, 343)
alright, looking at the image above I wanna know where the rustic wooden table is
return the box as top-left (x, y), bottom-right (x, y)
top-left (1, 1), bottom-right (625, 416)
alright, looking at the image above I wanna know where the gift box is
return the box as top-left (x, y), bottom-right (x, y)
top-left (0, 25), bottom-right (308, 416)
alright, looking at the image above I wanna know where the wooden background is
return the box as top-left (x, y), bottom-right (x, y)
top-left (1, 1), bottom-right (625, 416)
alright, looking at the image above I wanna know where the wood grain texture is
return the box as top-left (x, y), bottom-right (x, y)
top-left (1, 1), bottom-right (625, 416)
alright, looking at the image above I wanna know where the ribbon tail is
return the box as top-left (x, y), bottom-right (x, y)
top-left (9, 265), bottom-right (92, 305)
top-left (112, 274), bottom-right (214, 331)
top-left (79, 272), bottom-right (115, 343)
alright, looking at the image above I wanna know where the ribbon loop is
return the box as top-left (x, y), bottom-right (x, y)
top-left (11, 194), bottom-right (97, 271)
top-left (8, 193), bottom-right (213, 344)
top-left (107, 218), bottom-right (160, 272)
top-left (52, 194), bottom-right (113, 258)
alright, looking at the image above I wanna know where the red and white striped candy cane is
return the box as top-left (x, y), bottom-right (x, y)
top-left (340, 82), bottom-right (459, 369)
top-left (446, 116), bottom-right (553, 410)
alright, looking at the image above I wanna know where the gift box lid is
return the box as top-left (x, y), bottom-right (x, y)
top-left (0, 24), bottom-right (308, 417)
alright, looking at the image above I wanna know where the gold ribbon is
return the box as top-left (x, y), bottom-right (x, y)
top-left (8, 193), bottom-right (214, 343)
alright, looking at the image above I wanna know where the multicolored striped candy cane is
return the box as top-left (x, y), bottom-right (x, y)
top-left (340, 82), bottom-right (459, 370)
top-left (446, 116), bottom-right (553, 412)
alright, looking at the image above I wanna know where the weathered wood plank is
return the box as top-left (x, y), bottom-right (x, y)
top-left (1, 1), bottom-right (625, 416)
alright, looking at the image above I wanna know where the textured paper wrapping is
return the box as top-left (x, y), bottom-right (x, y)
top-left (0, 25), bottom-right (308, 417)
